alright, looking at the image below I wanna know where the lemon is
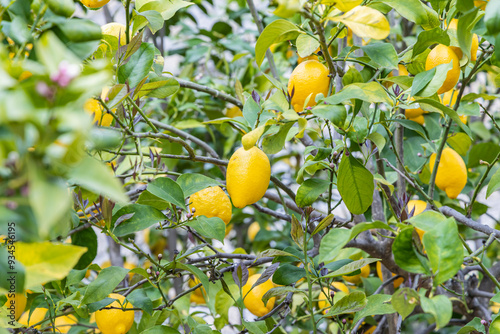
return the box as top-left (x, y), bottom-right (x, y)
top-left (84, 88), bottom-right (115, 127)
top-left (53, 315), bottom-right (77, 333)
top-left (189, 278), bottom-right (206, 304)
top-left (190, 186), bottom-right (232, 225)
top-left (19, 308), bottom-right (48, 329)
top-left (4, 293), bottom-right (27, 320)
top-left (226, 147), bottom-right (271, 209)
top-left (405, 98), bottom-right (427, 125)
top-left (447, 19), bottom-right (480, 62)
top-left (101, 23), bottom-right (127, 46)
top-left (430, 147), bottom-right (467, 199)
top-left (425, 44), bottom-right (460, 94)
top-left (80, 0), bottom-right (110, 8)
top-left (248, 222), bottom-right (262, 241)
top-left (242, 274), bottom-right (275, 317)
top-left (95, 294), bottom-right (134, 334)
top-left (475, 0), bottom-right (488, 9)
top-left (342, 263), bottom-right (370, 284)
top-left (407, 199), bottom-right (427, 240)
top-left (398, 64), bottom-right (409, 76)
top-left (317, 283), bottom-right (349, 315)
top-left (376, 261), bottom-right (404, 289)
top-left (287, 60), bottom-right (330, 112)
top-left (226, 106), bottom-right (243, 118)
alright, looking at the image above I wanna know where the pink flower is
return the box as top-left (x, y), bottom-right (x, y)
top-left (50, 60), bottom-right (80, 87)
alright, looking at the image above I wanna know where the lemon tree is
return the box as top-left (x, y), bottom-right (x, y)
top-left (2, 0), bottom-right (500, 333)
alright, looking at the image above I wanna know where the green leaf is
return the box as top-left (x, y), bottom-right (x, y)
top-left (56, 19), bottom-right (101, 42)
top-left (421, 294), bottom-right (452, 329)
top-left (457, 9), bottom-right (483, 60)
top-left (185, 216), bottom-right (226, 243)
top-left (29, 165), bottom-right (72, 239)
top-left (71, 227), bottom-right (98, 270)
top-left (374, 0), bottom-right (429, 26)
top-left (272, 264), bottom-right (306, 286)
top-left (136, 76), bottom-right (179, 98)
top-left (255, 19), bottom-right (301, 67)
top-left (325, 291), bottom-right (367, 317)
top-left (177, 174), bottom-right (222, 198)
top-left (258, 248), bottom-right (300, 260)
top-left (118, 43), bottom-right (155, 88)
top-left (468, 143), bottom-right (500, 168)
top-left (361, 43), bottom-right (398, 69)
top-left (349, 221), bottom-right (392, 241)
top-left (136, 0), bottom-right (192, 20)
top-left (392, 227), bottom-right (430, 274)
top-left (312, 214), bottom-right (334, 236)
top-left (113, 204), bottom-right (167, 237)
top-left (319, 228), bottom-right (351, 263)
top-left (447, 132), bottom-right (472, 156)
top-left (134, 10), bottom-right (164, 34)
top-left (311, 104), bottom-right (347, 128)
top-left (80, 266), bottom-right (129, 306)
top-left (337, 154), bottom-right (374, 215)
top-left (15, 242), bottom-right (87, 290)
top-left (322, 258), bottom-right (379, 279)
top-left (457, 317), bottom-right (486, 334)
top-left (391, 288), bottom-right (420, 320)
top-left (387, 118), bottom-right (427, 139)
top-left (407, 210), bottom-right (447, 231)
top-left (487, 167), bottom-right (500, 199)
top-left (296, 33), bottom-right (320, 58)
top-left (0, 247), bottom-right (25, 294)
top-left (291, 216), bottom-right (305, 249)
top-left (410, 68), bottom-right (435, 96)
top-left (128, 289), bottom-right (154, 315)
top-left (295, 178), bottom-right (331, 207)
top-left (352, 294), bottom-right (395, 324)
top-left (323, 82), bottom-right (392, 105)
top-left (416, 98), bottom-right (472, 138)
top-left (261, 287), bottom-right (306, 305)
top-left (141, 326), bottom-right (181, 334)
top-left (412, 27), bottom-right (450, 57)
top-left (68, 157), bottom-right (128, 203)
top-left (422, 217), bottom-right (463, 286)
top-left (414, 62), bottom-right (454, 97)
top-left (136, 190), bottom-right (169, 210)
top-left (147, 177), bottom-right (186, 209)
top-left (262, 122), bottom-right (294, 154)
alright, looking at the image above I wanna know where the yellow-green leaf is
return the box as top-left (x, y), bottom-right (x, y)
top-left (329, 6), bottom-right (390, 40)
top-left (16, 242), bottom-right (87, 289)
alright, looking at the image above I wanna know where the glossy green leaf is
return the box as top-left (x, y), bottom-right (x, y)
top-left (185, 216), bottom-right (226, 243)
top-left (416, 98), bottom-right (472, 138)
top-left (147, 177), bottom-right (186, 209)
top-left (322, 258), bottom-right (379, 278)
top-left (374, 0), bottom-right (428, 26)
top-left (412, 27), bottom-right (450, 57)
top-left (118, 43), bottom-right (155, 88)
top-left (113, 204), bottom-right (167, 236)
top-left (457, 317), bottom-right (486, 334)
top-left (324, 82), bottom-right (392, 105)
top-left (447, 132), bottom-right (472, 156)
top-left (392, 227), bottom-right (430, 274)
top-left (352, 294), bottom-right (395, 324)
top-left (391, 288), bottom-right (420, 320)
top-left (361, 43), bottom-right (398, 69)
top-left (255, 19), bottom-right (301, 67)
top-left (71, 227), bottom-right (97, 270)
top-left (311, 104), bottom-right (347, 128)
top-left (487, 167), bottom-right (500, 199)
top-left (421, 294), bottom-right (452, 329)
top-left (422, 217), bottom-right (463, 286)
top-left (177, 174), bottom-right (222, 198)
top-left (295, 178), bottom-right (331, 207)
top-left (325, 291), bottom-right (367, 317)
top-left (337, 154), bottom-right (374, 215)
top-left (296, 33), bottom-right (320, 58)
top-left (80, 266), bottom-right (129, 306)
top-left (468, 143), bottom-right (500, 168)
top-left (319, 228), bottom-right (351, 263)
top-left (272, 264), bottom-right (306, 286)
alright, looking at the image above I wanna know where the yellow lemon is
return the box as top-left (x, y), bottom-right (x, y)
top-left (84, 88), bottom-right (115, 127)
top-left (53, 315), bottom-right (77, 333)
top-left (425, 44), bottom-right (460, 94)
top-left (19, 308), bottom-right (48, 329)
top-left (440, 90), bottom-right (468, 124)
top-left (95, 294), bottom-right (134, 334)
top-left (101, 23), bottom-right (127, 46)
top-left (398, 64), bottom-right (409, 76)
top-left (226, 106), bottom-right (243, 118)
top-left (189, 278), bottom-right (206, 304)
top-left (405, 98), bottom-right (427, 125)
top-left (407, 199), bottom-right (427, 216)
top-left (430, 147), bottom-right (467, 199)
top-left (447, 19), bottom-right (479, 62)
top-left (376, 261), bottom-right (404, 289)
top-left (343, 263), bottom-right (370, 284)
top-left (475, 0), bottom-right (488, 9)
top-left (317, 283), bottom-right (349, 315)
top-left (226, 147), bottom-right (271, 209)
top-left (287, 60), bottom-right (330, 112)
top-left (190, 186), bottom-right (232, 225)
top-left (248, 222), bottom-right (270, 241)
top-left (4, 293), bottom-right (27, 320)
top-left (80, 0), bottom-right (110, 8)
top-left (242, 274), bottom-right (275, 317)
